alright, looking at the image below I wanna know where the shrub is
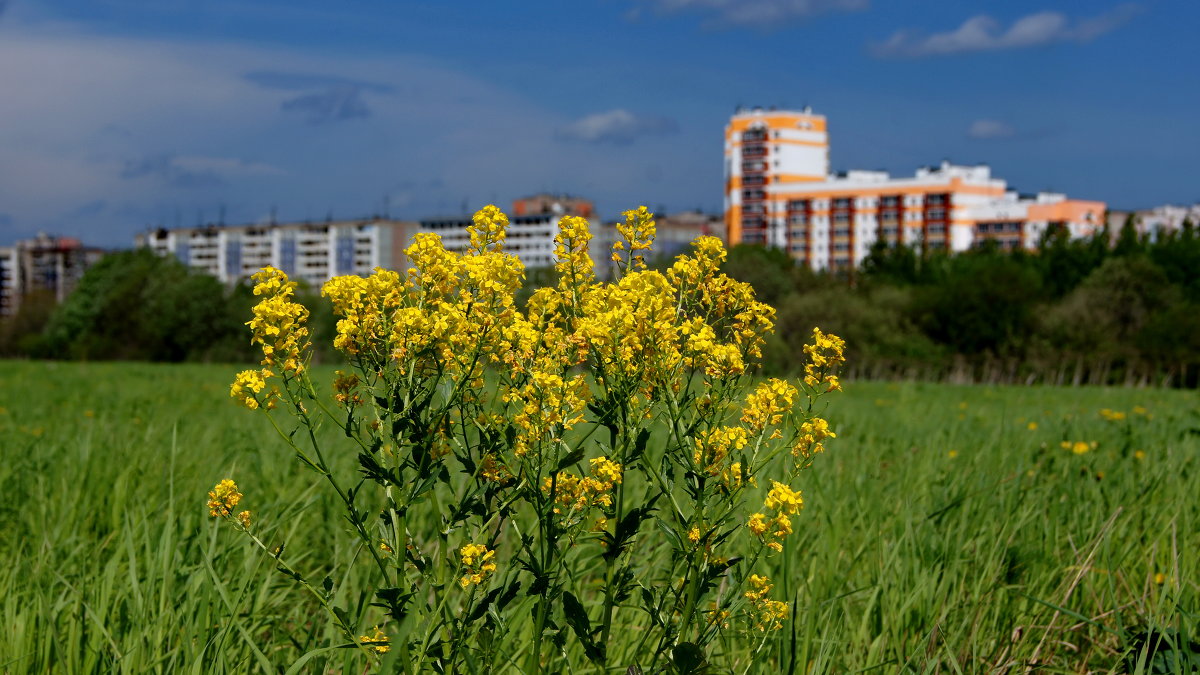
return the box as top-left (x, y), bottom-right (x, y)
top-left (211, 206), bottom-right (845, 672)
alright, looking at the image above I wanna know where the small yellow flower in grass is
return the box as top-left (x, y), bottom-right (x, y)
top-left (1134, 450), bottom-right (1146, 460)
top-left (1027, 421), bottom-right (1038, 431)
top-left (459, 543), bottom-right (497, 588)
top-left (1154, 572), bottom-right (1166, 585)
top-left (1132, 405), bottom-right (1149, 417)
top-left (361, 626), bottom-right (389, 654)
top-left (236, 511), bottom-right (252, 528)
top-left (206, 479), bottom-right (242, 517)
top-left (1099, 408), bottom-right (1126, 422)
top-left (687, 527), bottom-right (701, 544)
top-left (1060, 441), bottom-right (1095, 455)
top-left (948, 450), bottom-right (959, 459)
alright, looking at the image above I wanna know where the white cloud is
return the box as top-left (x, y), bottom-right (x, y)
top-left (631, 0), bottom-right (867, 28)
top-left (873, 5), bottom-right (1139, 58)
top-left (556, 109), bottom-right (678, 145)
top-left (967, 120), bottom-right (1018, 140)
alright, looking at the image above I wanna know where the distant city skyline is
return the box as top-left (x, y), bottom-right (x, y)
top-left (1, 0), bottom-right (1197, 247)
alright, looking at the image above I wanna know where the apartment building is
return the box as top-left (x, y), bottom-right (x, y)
top-left (724, 107), bottom-right (1105, 270)
top-left (137, 195), bottom-right (604, 285)
top-left (0, 233), bottom-right (105, 317)
top-left (136, 218), bottom-right (420, 288)
top-left (1109, 203), bottom-right (1200, 241)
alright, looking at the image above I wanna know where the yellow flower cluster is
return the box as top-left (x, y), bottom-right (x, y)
top-left (802, 327), bottom-right (846, 391)
top-left (612, 206), bottom-right (656, 270)
top-left (247, 267), bottom-right (310, 374)
top-left (747, 481), bottom-right (803, 553)
top-left (207, 479), bottom-right (242, 517)
top-left (543, 456), bottom-right (623, 513)
top-left (793, 417), bottom-right (836, 459)
top-left (468, 204), bottom-right (508, 253)
top-left (741, 378), bottom-right (797, 432)
top-left (230, 369), bottom-right (268, 410)
top-left (479, 453), bottom-right (513, 484)
top-left (505, 371), bottom-right (590, 457)
top-left (764, 481), bottom-right (803, 515)
top-left (554, 215), bottom-right (595, 304)
top-left (459, 543), bottom-right (498, 588)
top-left (322, 268), bottom-right (409, 356)
top-left (1099, 408), bottom-right (1127, 422)
top-left (693, 426), bottom-right (749, 477)
top-left (743, 574), bottom-right (788, 631)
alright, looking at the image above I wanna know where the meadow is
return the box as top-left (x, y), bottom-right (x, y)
top-left (1, 360), bottom-right (1196, 673)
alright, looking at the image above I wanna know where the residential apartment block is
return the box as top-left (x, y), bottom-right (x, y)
top-left (0, 233), bottom-right (105, 317)
top-left (1109, 203), bottom-right (1200, 241)
top-left (136, 195), bottom-right (603, 286)
top-left (137, 218), bottom-right (421, 288)
top-left (724, 107), bottom-right (1106, 270)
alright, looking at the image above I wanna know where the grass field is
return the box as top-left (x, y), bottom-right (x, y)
top-left (1, 360), bottom-right (1196, 673)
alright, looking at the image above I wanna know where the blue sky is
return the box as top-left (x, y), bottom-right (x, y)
top-left (0, 0), bottom-right (1196, 247)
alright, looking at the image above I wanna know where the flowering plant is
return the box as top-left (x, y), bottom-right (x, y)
top-left (211, 205), bottom-right (844, 672)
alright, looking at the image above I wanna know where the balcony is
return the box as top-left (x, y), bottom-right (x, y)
top-left (742, 144), bottom-right (767, 158)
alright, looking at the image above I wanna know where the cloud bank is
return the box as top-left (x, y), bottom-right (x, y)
top-left (556, 109), bottom-right (678, 145)
top-left (966, 120), bottom-right (1018, 140)
top-left (874, 5), bottom-right (1139, 58)
top-left (628, 0), bottom-right (867, 28)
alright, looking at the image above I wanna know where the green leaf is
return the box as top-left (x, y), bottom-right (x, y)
top-left (628, 427), bottom-right (652, 465)
top-left (561, 590), bottom-right (605, 664)
top-left (556, 446), bottom-right (587, 473)
top-left (672, 642), bottom-right (707, 674)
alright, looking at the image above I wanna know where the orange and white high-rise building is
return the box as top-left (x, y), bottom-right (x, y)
top-left (724, 106), bottom-right (1105, 271)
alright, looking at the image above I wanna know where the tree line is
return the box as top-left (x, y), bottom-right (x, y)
top-left (2, 218), bottom-right (1198, 386)
top-left (718, 218), bottom-right (1200, 387)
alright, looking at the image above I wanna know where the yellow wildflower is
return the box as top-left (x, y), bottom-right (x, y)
top-left (764, 481), bottom-right (803, 515)
top-left (741, 378), bottom-right (798, 431)
top-left (747, 512), bottom-right (768, 537)
top-left (361, 626), bottom-right (390, 654)
top-left (230, 369), bottom-right (269, 410)
top-left (207, 479), bottom-right (242, 517)
top-left (459, 543), bottom-right (497, 588)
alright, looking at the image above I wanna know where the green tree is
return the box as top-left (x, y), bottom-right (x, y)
top-left (41, 249), bottom-right (247, 361)
top-left (914, 250), bottom-right (1042, 355)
